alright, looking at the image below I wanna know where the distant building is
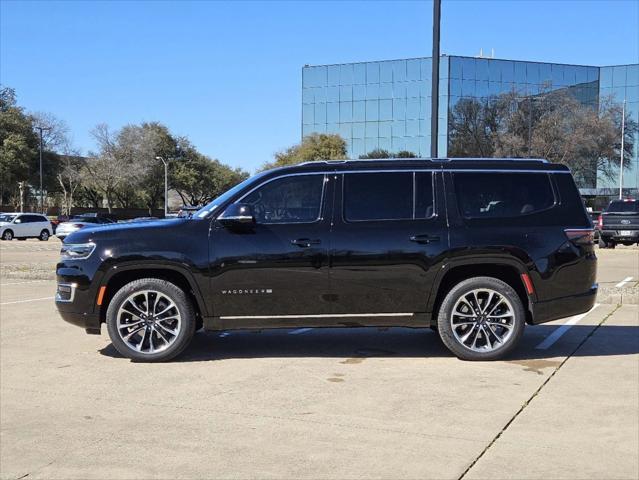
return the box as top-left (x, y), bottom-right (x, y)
top-left (301, 56), bottom-right (638, 197)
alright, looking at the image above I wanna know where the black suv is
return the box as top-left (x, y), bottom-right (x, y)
top-left (56, 158), bottom-right (597, 362)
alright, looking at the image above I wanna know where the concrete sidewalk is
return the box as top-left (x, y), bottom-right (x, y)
top-left (465, 305), bottom-right (639, 480)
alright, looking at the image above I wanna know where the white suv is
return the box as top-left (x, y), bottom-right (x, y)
top-left (0, 213), bottom-right (53, 241)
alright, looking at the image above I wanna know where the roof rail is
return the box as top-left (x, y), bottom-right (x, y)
top-left (297, 157), bottom-right (549, 166)
top-left (445, 157), bottom-right (549, 163)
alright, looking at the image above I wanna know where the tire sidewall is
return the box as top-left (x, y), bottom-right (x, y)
top-left (437, 276), bottom-right (526, 361)
top-left (106, 278), bottom-right (196, 362)
top-left (2, 230), bottom-right (13, 240)
top-left (39, 230), bottom-right (50, 241)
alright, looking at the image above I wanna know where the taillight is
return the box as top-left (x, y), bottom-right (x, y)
top-left (597, 214), bottom-right (602, 230)
top-left (564, 229), bottom-right (594, 246)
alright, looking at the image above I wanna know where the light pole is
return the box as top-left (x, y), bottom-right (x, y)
top-left (155, 156), bottom-right (169, 217)
top-left (619, 99), bottom-right (626, 199)
top-left (34, 126), bottom-right (51, 213)
top-left (430, 0), bottom-right (441, 158)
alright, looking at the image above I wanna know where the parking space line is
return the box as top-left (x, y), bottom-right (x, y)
top-left (615, 276), bottom-right (633, 288)
top-left (0, 296), bottom-right (54, 305)
top-left (0, 279), bottom-right (54, 286)
top-left (535, 304), bottom-right (600, 350)
top-left (289, 328), bottom-right (313, 335)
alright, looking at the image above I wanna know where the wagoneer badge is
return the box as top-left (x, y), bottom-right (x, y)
top-left (221, 289), bottom-right (273, 295)
top-left (620, 219), bottom-right (631, 224)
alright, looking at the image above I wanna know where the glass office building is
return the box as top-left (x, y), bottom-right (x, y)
top-left (302, 56), bottom-right (639, 196)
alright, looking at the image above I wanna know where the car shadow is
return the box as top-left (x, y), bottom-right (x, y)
top-left (98, 324), bottom-right (639, 363)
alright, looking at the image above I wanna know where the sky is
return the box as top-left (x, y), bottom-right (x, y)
top-left (1, 0), bottom-right (638, 172)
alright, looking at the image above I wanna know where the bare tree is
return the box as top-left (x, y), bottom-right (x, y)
top-left (82, 124), bottom-right (129, 213)
top-left (448, 90), bottom-right (637, 188)
top-left (31, 111), bottom-right (72, 154)
top-left (56, 154), bottom-right (85, 216)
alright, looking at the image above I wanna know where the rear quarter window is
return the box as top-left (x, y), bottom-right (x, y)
top-left (453, 172), bottom-right (555, 219)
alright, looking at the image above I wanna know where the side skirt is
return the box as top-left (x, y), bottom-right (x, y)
top-left (203, 312), bottom-right (432, 331)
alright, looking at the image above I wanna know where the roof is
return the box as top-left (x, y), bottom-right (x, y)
top-left (266, 158), bottom-right (569, 175)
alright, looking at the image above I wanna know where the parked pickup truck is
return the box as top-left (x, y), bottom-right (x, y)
top-left (598, 199), bottom-right (639, 248)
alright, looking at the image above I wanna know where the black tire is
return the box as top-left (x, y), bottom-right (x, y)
top-left (598, 237), bottom-right (608, 249)
top-left (106, 278), bottom-right (197, 362)
top-left (437, 276), bottom-right (526, 361)
top-left (2, 230), bottom-right (13, 241)
top-left (38, 229), bottom-right (50, 241)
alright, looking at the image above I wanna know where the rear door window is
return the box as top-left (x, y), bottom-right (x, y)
top-left (343, 172), bottom-right (435, 222)
top-left (453, 172), bottom-right (555, 218)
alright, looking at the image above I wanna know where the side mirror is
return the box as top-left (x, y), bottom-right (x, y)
top-left (218, 203), bottom-right (255, 229)
top-left (14, 218), bottom-right (21, 224)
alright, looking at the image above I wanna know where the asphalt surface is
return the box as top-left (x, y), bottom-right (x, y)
top-left (0, 239), bottom-right (638, 479)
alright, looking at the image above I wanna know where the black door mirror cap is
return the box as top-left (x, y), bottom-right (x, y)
top-left (218, 203), bottom-right (256, 229)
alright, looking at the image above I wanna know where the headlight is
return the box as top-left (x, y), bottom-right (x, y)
top-left (60, 242), bottom-right (96, 260)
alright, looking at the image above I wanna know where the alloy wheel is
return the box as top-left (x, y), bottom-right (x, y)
top-left (450, 288), bottom-right (515, 352)
top-left (116, 290), bottom-right (182, 355)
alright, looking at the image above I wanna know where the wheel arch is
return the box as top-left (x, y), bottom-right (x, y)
top-left (98, 264), bottom-right (207, 324)
top-left (429, 258), bottom-right (534, 325)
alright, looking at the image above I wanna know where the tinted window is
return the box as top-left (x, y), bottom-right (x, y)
top-left (242, 175), bottom-right (324, 224)
top-left (345, 172), bottom-right (411, 221)
top-left (606, 201), bottom-right (639, 213)
top-left (415, 172), bottom-right (435, 219)
top-left (454, 173), bottom-right (554, 218)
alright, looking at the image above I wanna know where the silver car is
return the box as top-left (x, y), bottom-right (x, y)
top-left (55, 215), bottom-right (116, 240)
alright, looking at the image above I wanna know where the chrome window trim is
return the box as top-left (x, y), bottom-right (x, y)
top-left (231, 172), bottom-right (328, 226)
top-left (215, 168), bottom-right (568, 222)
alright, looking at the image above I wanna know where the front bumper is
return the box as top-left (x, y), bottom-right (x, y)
top-left (530, 284), bottom-right (598, 325)
top-left (56, 265), bottom-right (103, 335)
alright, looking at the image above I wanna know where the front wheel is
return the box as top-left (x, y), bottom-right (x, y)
top-left (1, 230), bottom-right (13, 241)
top-left (437, 277), bottom-right (525, 361)
top-left (106, 278), bottom-right (197, 362)
top-left (39, 230), bottom-right (50, 241)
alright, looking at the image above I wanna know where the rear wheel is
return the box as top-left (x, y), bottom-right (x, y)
top-left (437, 276), bottom-right (525, 361)
top-left (106, 278), bottom-right (196, 362)
top-left (1, 230), bottom-right (13, 241)
top-left (38, 229), bottom-right (50, 241)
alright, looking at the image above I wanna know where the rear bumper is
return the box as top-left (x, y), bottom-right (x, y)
top-left (600, 230), bottom-right (639, 241)
top-left (530, 284), bottom-right (598, 325)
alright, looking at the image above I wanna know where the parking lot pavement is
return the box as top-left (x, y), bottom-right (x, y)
top-left (596, 246), bottom-right (639, 286)
top-left (465, 304), bottom-right (639, 480)
top-left (1, 273), bottom-right (637, 479)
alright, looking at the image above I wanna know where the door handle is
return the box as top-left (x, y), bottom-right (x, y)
top-left (291, 238), bottom-right (321, 248)
top-left (409, 234), bottom-right (440, 244)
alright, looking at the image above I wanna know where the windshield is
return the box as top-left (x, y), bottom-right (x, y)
top-left (0, 214), bottom-right (17, 222)
top-left (606, 201), bottom-right (639, 213)
top-left (194, 171), bottom-right (269, 218)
